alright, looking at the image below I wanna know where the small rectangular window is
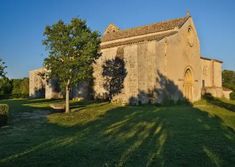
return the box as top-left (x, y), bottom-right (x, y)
top-left (202, 80), bottom-right (205, 88)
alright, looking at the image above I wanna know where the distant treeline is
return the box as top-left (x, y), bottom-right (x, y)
top-left (0, 78), bottom-right (29, 99)
top-left (222, 70), bottom-right (235, 91)
top-left (222, 70), bottom-right (235, 99)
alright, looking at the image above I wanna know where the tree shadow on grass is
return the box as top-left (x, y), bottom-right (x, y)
top-left (203, 94), bottom-right (235, 112)
top-left (0, 98), bottom-right (94, 114)
top-left (1, 103), bottom-right (235, 167)
top-left (0, 98), bottom-right (59, 113)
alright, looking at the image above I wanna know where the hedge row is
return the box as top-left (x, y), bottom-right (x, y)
top-left (0, 104), bottom-right (9, 126)
top-left (0, 94), bottom-right (28, 100)
top-left (230, 92), bottom-right (235, 100)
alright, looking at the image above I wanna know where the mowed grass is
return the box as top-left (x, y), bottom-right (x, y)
top-left (0, 98), bottom-right (235, 167)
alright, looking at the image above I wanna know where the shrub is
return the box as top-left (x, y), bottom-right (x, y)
top-left (203, 93), bottom-right (213, 100)
top-left (0, 104), bottom-right (9, 126)
top-left (230, 92), bottom-right (235, 100)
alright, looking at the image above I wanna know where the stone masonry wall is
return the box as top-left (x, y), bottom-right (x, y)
top-left (29, 68), bottom-right (46, 98)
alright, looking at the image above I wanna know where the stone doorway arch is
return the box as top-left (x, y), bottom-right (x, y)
top-left (184, 68), bottom-right (193, 101)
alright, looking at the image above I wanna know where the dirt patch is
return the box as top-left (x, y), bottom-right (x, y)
top-left (18, 110), bottom-right (51, 119)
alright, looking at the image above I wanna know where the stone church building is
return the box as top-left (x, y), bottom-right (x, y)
top-left (29, 13), bottom-right (225, 104)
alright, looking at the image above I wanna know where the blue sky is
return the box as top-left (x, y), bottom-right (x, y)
top-left (0, 0), bottom-right (234, 78)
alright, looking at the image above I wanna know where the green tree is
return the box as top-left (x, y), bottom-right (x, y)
top-left (43, 18), bottom-right (101, 113)
top-left (0, 59), bottom-right (9, 98)
top-left (0, 59), bottom-right (7, 78)
top-left (222, 70), bottom-right (235, 99)
top-left (0, 78), bottom-right (12, 97)
top-left (20, 78), bottom-right (29, 96)
top-left (11, 78), bottom-right (29, 97)
top-left (222, 70), bottom-right (235, 91)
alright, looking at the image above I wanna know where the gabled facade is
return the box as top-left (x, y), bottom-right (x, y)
top-left (93, 13), bottom-right (223, 104)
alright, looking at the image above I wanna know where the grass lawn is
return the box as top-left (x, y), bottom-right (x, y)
top-left (0, 98), bottom-right (235, 167)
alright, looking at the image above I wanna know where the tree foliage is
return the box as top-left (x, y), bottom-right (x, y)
top-left (0, 58), bottom-right (7, 78)
top-left (230, 92), bottom-right (235, 100)
top-left (0, 78), bottom-right (12, 96)
top-left (222, 70), bottom-right (235, 100)
top-left (11, 78), bottom-right (29, 96)
top-left (43, 18), bottom-right (101, 112)
top-left (222, 70), bottom-right (235, 91)
top-left (102, 57), bottom-right (127, 101)
top-left (0, 78), bottom-right (29, 98)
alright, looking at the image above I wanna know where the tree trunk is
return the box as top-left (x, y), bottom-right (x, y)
top-left (65, 81), bottom-right (70, 113)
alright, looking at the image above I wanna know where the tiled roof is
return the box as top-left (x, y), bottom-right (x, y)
top-left (100, 31), bottom-right (177, 49)
top-left (102, 16), bottom-right (190, 42)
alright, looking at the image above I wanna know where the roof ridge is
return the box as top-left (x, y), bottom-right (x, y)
top-left (119, 15), bottom-right (190, 32)
top-left (102, 15), bottom-right (190, 42)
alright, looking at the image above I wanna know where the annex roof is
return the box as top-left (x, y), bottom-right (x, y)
top-left (201, 56), bottom-right (223, 63)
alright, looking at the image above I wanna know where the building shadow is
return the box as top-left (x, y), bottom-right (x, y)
top-left (129, 70), bottom-right (189, 105)
top-left (100, 56), bottom-right (188, 105)
top-left (102, 56), bottom-right (127, 101)
top-left (32, 87), bottom-right (45, 98)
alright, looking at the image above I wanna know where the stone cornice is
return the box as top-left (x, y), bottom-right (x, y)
top-left (200, 57), bottom-right (223, 63)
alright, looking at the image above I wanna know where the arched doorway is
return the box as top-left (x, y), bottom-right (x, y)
top-left (184, 68), bottom-right (193, 101)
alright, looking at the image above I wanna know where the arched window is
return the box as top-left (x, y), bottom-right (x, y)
top-left (184, 68), bottom-right (193, 101)
top-left (187, 26), bottom-right (194, 47)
